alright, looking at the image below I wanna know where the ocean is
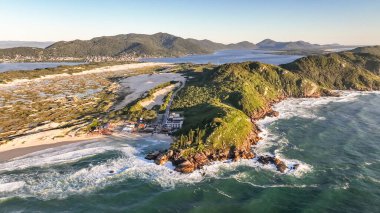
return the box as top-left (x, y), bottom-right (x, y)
top-left (0, 92), bottom-right (379, 212)
top-left (141, 49), bottom-right (303, 65)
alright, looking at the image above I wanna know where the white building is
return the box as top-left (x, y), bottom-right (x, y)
top-left (164, 113), bottom-right (184, 129)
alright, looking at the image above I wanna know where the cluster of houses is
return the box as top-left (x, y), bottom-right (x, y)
top-left (122, 122), bottom-right (152, 133)
top-left (122, 112), bottom-right (184, 134)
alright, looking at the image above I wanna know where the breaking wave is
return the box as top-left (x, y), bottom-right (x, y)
top-left (254, 91), bottom-right (379, 177)
top-left (1, 91), bottom-right (377, 201)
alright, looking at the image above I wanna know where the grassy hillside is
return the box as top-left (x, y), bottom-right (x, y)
top-left (352, 45), bottom-right (380, 57)
top-left (281, 46), bottom-right (380, 90)
top-left (151, 48), bottom-right (380, 172)
top-left (158, 62), bottom-right (324, 172)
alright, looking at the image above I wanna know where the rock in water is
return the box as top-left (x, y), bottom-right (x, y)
top-left (257, 155), bottom-right (275, 164)
top-left (174, 160), bottom-right (195, 173)
top-left (154, 153), bottom-right (169, 165)
top-left (241, 150), bottom-right (255, 159)
top-left (145, 151), bottom-right (160, 160)
top-left (274, 158), bottom-right (287, 173)
top-left (193, 153), bottom-right (209, 168)
top-left (267, 110), bottom-right (280, 117)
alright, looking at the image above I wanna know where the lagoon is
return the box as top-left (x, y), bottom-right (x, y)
top-left (0, 62), bottom-right (84, 73)
top-left (141, 49), bottom-right (303, 65)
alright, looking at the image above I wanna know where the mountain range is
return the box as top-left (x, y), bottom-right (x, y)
top-left (0, 33), bottom-right (350, 62)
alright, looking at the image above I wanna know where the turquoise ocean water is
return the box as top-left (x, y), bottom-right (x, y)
top-left (0, 92), bottom-right (379, 212)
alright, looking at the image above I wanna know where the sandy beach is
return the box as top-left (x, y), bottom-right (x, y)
top-left (0, 62), bottom-right (177, 161)
top-left (0, 139), bottom-right (95, 162)
top-left (0, 132), bottom-right (172, 162)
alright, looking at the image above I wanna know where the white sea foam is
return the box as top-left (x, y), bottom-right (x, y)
top-left (0, 144), bottom-right (115, 172)
top-left (253, 91), bottom-right (377, 177)
top-left (216, 188), bottom-right (233, 198)
top-left (0, 91), bottom-right (377, 200)
top-left (0, 141), bottom-right (205, 200)
top-left (233, 172), bottom-right (318, 188)
top-left (0, 181), bottom-right (25, 193)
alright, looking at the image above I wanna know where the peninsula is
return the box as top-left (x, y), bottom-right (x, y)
top-left (1, 46), bottom-right (379, 174)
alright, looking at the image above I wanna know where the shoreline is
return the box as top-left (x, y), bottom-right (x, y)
top-left (0, 136), bottom-right (103, 162)
top-left (1, 91), bottom-right (376, 165)
top-left (147, 90), bottom-right (377, 173)
top-left (0, 139), bottom-right (92, 162)
top-left (0, 132), bottom-right (173, 163)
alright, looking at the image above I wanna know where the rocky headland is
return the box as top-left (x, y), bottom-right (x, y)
top-left (145, 46), bottom-right (380, 173)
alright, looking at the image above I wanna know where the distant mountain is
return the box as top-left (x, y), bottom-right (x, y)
top-left (0, 33), bottom-right (258, 62)
top-left (0, 41), bottom-right (54, 49)
top-left (256, 39), bottom-right (343, 50)
top-left (0, 33), bottom-right (354, 62)
top-left (227, 41), bottom-right (257, 50)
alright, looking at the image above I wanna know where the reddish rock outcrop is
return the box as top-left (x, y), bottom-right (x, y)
top-left (193, 153), bottom-right (209, 168)
top-left (174, 160), bottom-right (195, 173)
top-left (274, 158), bottom-right (287, 173)
top-left (144, 98), bottom-right (295, 173)
top-left (154, 153), bottom-right (169, 165)
top-left (266, 109), bottom-right (279, 117)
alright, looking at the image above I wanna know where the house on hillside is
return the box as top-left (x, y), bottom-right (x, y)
top-left (164, 112), bottom-right (184, 129)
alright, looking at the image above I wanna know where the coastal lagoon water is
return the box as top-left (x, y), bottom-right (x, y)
top-left (0, 92), bottom-right (379, 212)
top-left (0, 62), bottom-right (84, 73)
top-left (141, 49), bottom-right (303, 65)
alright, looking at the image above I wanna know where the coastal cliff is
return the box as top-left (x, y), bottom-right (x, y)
top-left (147, 46), bottom-right (380, 173)
top-left (146, 62), bottom-right (324, 172)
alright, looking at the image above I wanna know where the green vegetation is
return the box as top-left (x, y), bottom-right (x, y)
top-left (3, 45), bottom-right (380, 161)
top-left (169, 47), bottom-right (380, 157)
top-left (169, 62), bottom-right (322, 154)
top-left (282, 47), bottom-right (380, 90)
top-left (352, 45), bottom-right (380, 57)
top-left (0, 63), bottom-right (162, 141)
top-left (159, 91), bottom-right (173, 113)
top-left (86, 119), bottom-right (101, 132)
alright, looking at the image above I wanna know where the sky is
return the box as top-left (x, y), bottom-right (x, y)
top-left (0, 0), bottom-right (379, 45)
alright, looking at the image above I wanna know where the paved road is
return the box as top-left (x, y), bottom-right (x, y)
top-left (162, 80), bottom-right (185, 125)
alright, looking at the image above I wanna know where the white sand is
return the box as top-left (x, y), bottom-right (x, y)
top-left (0, 62), bottom-right (172, 88)
top-left (140, 84), bottom-right (177, 109)
top-left (113, 73), bottom-right (186, 110)
top-left (0, 126), bottom-right (102, 153)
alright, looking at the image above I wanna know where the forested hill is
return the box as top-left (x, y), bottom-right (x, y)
top-left (281, 46), bottom-right (380, 90)
top-left (0, 33), bottom-right (256, 61)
